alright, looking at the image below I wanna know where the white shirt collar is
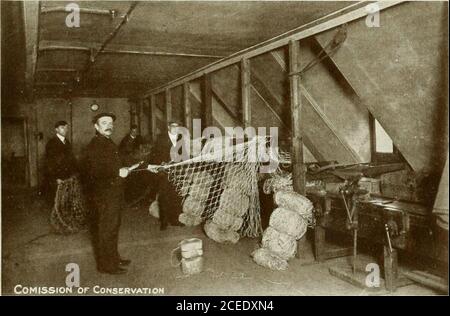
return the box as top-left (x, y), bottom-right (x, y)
top-left (168, 131), bottom-right (177, 146)
top-left (56, 134), bottom-right (66, 144)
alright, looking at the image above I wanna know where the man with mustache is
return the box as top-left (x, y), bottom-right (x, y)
top-left (85, 113), bottom-right (137, 275)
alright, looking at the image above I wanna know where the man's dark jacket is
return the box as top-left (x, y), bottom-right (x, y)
top-left (44, 136), bottom-right (78, 202)
top-left (85, 133), bottom-right (125, 271)
top-left (149, 133), bottom-right (184, 226)
top-left (45, 136), bottom-right (78, 181)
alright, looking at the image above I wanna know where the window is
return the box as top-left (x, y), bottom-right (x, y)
top-left (370, 115), bottom-right (402, 163)
top-left (374, 119), bottom-right (393, 153)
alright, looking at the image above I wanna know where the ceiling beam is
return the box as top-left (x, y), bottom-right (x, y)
top-left (39, 41), bottom-right (224, 59)
top-left (22, 0), bottom-right (40, 98)
top-left (139, 1), bottom-right (404, 98)
top-left (40, 6), bottom-right (119, 18)
top-left (82, 2), bottom-right (138, 74)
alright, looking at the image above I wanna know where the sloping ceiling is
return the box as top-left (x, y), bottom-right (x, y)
top-left (14, 0), bottom-right (356, 98)
top-left (315, 1), bottom-right (448, 174)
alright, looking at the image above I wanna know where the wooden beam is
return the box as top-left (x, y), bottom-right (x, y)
top-left (183, 83), bottom-right (192, 132)
top-left (300, 85), bottom-right (361, 162)
top-left (212, 89), bottom-right (241, 125)
top-left (150, 95), bottom-right (157, 141)
top-left (270, 49), bottom-right (361, 162)
top-left (82, 2), bottom-right (138, 74)
top-left (23, 0), bottom-right (40, 98)
top-left (241, 58), bottom-right (251, 127)
top-left (250, 68), bottom-right (325, 161)
top-left (165, 88), bottom-right (172, 124)
top-left (41, 6), bottom-right (117, 17)
top-left (140, 1), bottom-right (403, 98)
top-left (202, 74), bottom-right (213, 128)
top-left (289, 40), bottom-right (306, 195)
top-left (146, 98), bottom-right (153, 141)
top-left (39, 41), bottom-right (224, 59)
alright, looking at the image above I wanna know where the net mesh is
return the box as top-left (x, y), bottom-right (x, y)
top-left (50, 175), bottom-right (91, 234)
top-left (159, 136), bottom-right (274, 237)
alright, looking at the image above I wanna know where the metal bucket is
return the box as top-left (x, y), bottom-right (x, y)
top-left (179, 238), bottom-right (203, 259)
top-left (172, 238), bottom-right (204, 275)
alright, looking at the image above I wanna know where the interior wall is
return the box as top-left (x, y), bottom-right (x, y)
top-left (2, 101), bottom-right (39, 187)
top-left (1, 97), bottom-right (131, 188)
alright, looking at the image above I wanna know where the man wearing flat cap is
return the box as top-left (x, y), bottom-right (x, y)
top-left (85, 112), bottom-right (138, 274)
top-left (44, 120), bottom-right (78, 205)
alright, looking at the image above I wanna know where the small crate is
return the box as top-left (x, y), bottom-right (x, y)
top-left (358, 177), bottom-right (381, 195)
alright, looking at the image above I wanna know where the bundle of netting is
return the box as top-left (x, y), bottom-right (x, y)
top-left (50, 175), bottom-right (91, 234)
top-left (178, 172), bottom-right (212, 226)
top-left (251, 248), bottom-right (288, 271)
top-left (252, 188), bottom-right (314, 270)
top-left (274, 190), bottom-right (315, 226)
top-left (204, 220), bottom-right (240, 244)
top-left (161, 136), bottom-right (274, 239)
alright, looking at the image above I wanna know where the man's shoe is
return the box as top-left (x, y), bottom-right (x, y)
top-left (119, 259), bottom-right (131, 267)
top-left (98, 267), bottom-right (127, 275)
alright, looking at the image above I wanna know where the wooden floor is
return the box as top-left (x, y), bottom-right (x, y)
top-left (1, 189), bottom-right (441, 296)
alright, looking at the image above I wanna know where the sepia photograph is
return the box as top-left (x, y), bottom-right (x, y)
top-left (0, 0), bottom-right (448, 299)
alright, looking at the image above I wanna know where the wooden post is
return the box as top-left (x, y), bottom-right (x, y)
top-left (136, 99), bottom-right (142, 133)
top-left (150, 94), bottom-right (157, 142)
top-left (289, 40), bottom-right (307, 260)
top-left (183, 82), bottom-right (192, 133)
top-left (289, 40), bottom-right (306, 194)
top-left (145, 98), bottom-right (152, 139)
top-left (23, 0), bottom-right (40, 100)
top-left (165, 88), bottom-right (172, 124)
top-left (384, 246), bottom-right (398, 292)
top-left (202, 74), bottom-right (213, 128)
top-left (241, 58), bottom-right (251, 127)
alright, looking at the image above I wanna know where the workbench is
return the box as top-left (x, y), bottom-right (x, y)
top-left (307, 191), bottom-right (435, 292)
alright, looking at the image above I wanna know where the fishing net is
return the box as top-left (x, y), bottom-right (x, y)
top-left (153, 136), bottom-right (277, 238)
top-left (251, 248), bottom-right (289, 271)
top-left (269, 207), bottom-right (308, 239)
top-left (50, 175), bottom-right (91, 234)
top-left (261, 226), bottom-right (297, 260)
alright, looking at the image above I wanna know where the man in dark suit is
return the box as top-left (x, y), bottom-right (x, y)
top-left (119, 124), bottom-right (143, 164)
top-left (148, 121), bottom-right (186, 230)
top-left (44, 120), bottom-right (78, 205)
top-left (119, 124), bottom-right (146, 204)
top-left (85, 112), bottom-right (137, 275)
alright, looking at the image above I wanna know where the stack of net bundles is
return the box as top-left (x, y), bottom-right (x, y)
top-left (274, 190), bottom-right (314, 226)
top-left (252, 185), bottom-right (314, 270)
top-left (178, 170), bottom-right (213, 226)
top-left (205, 165), bottom-right (252, 243)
